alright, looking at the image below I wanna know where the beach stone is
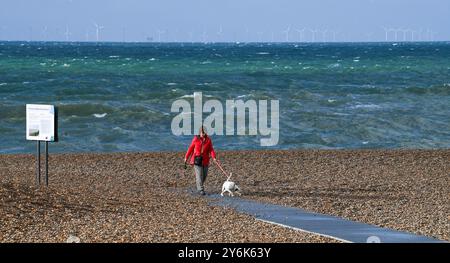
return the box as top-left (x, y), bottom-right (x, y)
top-left (66, 235), bottom-right (81, 243)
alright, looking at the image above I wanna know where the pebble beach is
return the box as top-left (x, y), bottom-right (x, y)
top-left (0, 150), bottom-right (448, 242)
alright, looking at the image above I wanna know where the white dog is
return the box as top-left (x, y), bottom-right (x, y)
top-left (221, 173), bottom-right (241, 197)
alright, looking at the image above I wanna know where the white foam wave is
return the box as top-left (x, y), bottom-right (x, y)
top-left (179, 94), bottom-right (195, 98)
top-left (351, 104), bottom-right (381, 110)
top-left (93, 113), bottom-right (108, 118)
top-left (328, 63), bottom-right (341, 68)
top-left (196, 82), bottom-right (218, 86)
top-left (179, 94), bottom-right (213, 99)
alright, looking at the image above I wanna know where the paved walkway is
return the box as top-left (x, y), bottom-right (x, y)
top-left (209, 195), bottom-right (445, 243)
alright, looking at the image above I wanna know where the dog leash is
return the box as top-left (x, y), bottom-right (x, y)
top-left (213, 159), bottom-right (230, 178)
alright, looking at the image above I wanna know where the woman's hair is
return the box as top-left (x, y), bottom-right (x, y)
top-left (199, 126), bottom-right (207, 136)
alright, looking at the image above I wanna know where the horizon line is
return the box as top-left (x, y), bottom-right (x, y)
top-left (1, 40), bottom-right (449, 44)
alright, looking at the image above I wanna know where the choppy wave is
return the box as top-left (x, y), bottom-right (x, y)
top-left (93, 113), bottom-right (108, 118)
top-left (405, 84), bottom-right (450, 95)
top-left (58, 104), bottom-right (115, 117)
top-left (349, 103), bottom-right (382, 110)
top-left (179, 94), bottom-right (214, 99)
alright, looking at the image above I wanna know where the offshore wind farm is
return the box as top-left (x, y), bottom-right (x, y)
top-left (0, 24), bottom-right (444, 43)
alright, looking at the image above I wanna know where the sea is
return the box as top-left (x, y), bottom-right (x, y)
top-left (0, 41), bottom-right (449, 153)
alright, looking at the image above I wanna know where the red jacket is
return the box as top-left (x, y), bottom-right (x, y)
top-left (185, 135), bottom-right (216, 166)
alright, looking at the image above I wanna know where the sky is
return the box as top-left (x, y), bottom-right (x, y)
top-left (0, 0), bottom-right (449, 42)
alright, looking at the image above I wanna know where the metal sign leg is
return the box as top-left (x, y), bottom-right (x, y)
top-left (45, 141), bottom-right (49, 186)
top-left (36, 141), bottom-right (41, 185)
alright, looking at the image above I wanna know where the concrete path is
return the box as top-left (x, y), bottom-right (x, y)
top-left (209, 195), bottom-right (445, 243)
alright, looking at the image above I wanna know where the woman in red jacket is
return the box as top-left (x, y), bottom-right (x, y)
top-left (184, 126), bottom-right (216, 195)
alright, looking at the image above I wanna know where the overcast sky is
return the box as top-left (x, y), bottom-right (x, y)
top-left (0, 0), bottom-right (449, 42)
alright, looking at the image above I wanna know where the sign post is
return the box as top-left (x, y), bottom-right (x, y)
top-left (36, 141), bottom-right (41, 185)
top-left (45, 141), bottom-right (49, 186)
top-left (26, 104), bottom-right (58, 186)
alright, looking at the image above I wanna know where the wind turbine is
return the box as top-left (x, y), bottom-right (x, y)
top-left (331, 30), bottom-right (339, 42)
top-left (309, 28), bottom-right (318, 42)
top-left (188, 31), bottom-right (194, 43)
top-left (383, 27), bottom-right (389, 41)
top-left (165, 29), bottom-right (170, 42)
top-left (416, 28), bottom-right (422, 41)
top-left (173, 28), bottom-right (179, 42)
top-left (410, 29), bottom-right (417, 42)
top-left (399, 28), bottom-right (408, 42)
top-left (401, 28), bottom-right (413, 42)
top-left (393, 28), bottom-right (400, 42)
top-left (428, 29), bottom-right (436, 41)
top-left (384, 27), bottom-right (399, 42)
top-left (64, 25), bottom-right (71, 42)
top-left (85, 29), bottom-right (90, 42)
top-left (320, 29), bottom-right (328, 42)
top-left (282, 25), bottom-right (291, 42)
top-left (28, 26), bottom-right (33, 42)
top-left (383, 27), bottom-right (397, 42)
top-left (295, 28), bottom-right (306, 42)
top-left (216, 25), bottom-right (223, 43)
top-left (93, 22), bottom-right (104, 42)
top-left (155, 28), bottom-right (164, 42)
top-left (41, 26), bottom-right (48, 41)
top-left (256, 31), bottom-right (263, 42)
top-left (245, 27), bottom-right (249, 43)
top-left (392, 28), bottom-right (400, 41)
top-left (405, 29), bottom-right (414, 41)
top-left (202, 28), bottom-right (207, 43)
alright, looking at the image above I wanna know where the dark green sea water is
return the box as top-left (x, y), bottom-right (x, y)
top-left (0, 41), bottom-right (449, 153)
